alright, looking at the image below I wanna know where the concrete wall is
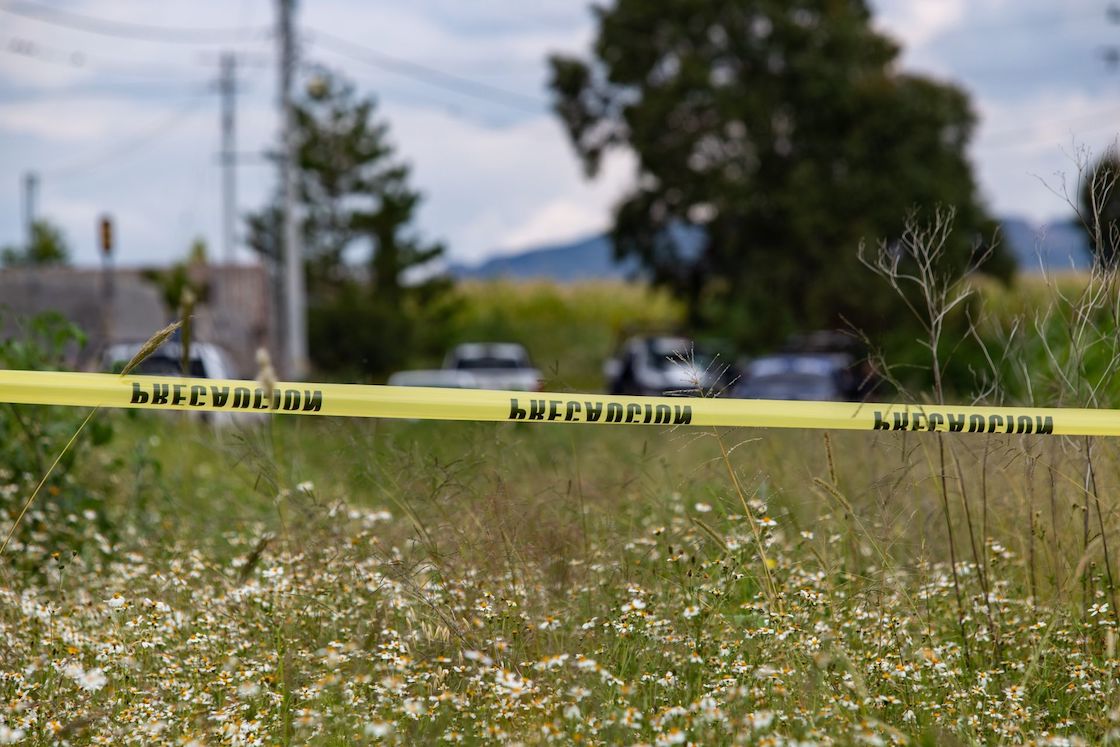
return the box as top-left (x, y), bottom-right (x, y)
top-left (0, 264), bottom-right (276, 378)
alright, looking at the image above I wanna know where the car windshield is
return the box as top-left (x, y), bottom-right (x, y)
top-left (646, 339), bottom-right (713, 371)
top-left (454, 356), bottom-right (525, 370)
top-left (740, 374), bottom-right (839, 400)
top-left (750, 356), bottom-right (838, 377)
top-left (126, 355), bottom-right (207, 378)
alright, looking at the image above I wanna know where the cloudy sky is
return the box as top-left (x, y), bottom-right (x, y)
top-left (0, 0), bottom-right (1116, 267)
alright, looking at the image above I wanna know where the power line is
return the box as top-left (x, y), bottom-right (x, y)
top-left (42, 95), bottom-right (210, 179)
top-left (0, 82), bottom-right (205, 102)
top-left (305, 27), bottom-right (547, 114)
top-left (2, 35), bottom-right (230, 80)
top-left (0, 0), bottom-right (271, 44)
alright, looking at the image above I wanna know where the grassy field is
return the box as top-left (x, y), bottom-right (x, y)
top-left (440, 281), bottom-right (684, 392)
top-left (2, 275), bottom-right (1120, 745)
top-left (1, 410), bottom-right (1119, 745)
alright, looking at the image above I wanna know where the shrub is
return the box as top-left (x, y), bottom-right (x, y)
top-left (0, 312), bottom-right (115, 566)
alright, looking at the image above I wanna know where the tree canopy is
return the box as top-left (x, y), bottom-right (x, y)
top-left (1, 219), bottom-right (71, 268)
top-left (1078, 149), bottom-right (1120, 269)
top-left (245, 68), bottom-right (452, 376)
top-left (549, 0), bottom-right (1011, 347)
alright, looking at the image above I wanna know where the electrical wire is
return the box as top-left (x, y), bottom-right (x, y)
top-left (0, 0), bottom-right (271, 44)
top-left (0, 82), bottom-right (207, 103)
top-left (2, 34), bottom-right (217, 81)
top-left (305, 27), bottom-right (547, 114)
top-left (42, 95), bottom-right (211, 179)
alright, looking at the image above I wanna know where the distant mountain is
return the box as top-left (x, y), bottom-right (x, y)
top-left (999, 217), bottom-right (1091, 271)
top-left (452, 217), bottom-right (1093, 282)
top-left (452, 234), bottom-right (638, 282)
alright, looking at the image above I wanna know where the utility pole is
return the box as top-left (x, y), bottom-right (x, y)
top-left (278, 0), bottom-right (307, 379)
top-left (219, 52), bottom-right (238, 266)
top-left (22, 172), bottom-right (37, 251)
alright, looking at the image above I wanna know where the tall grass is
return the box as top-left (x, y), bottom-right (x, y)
top-left (3, 210), bottom-right (1120, 743)
top-left (0, 396), bottom-right (1117, 744)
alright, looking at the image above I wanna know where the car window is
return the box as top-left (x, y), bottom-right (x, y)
top-left (128, 355), bottom-right (208, 378)
top-left (740, 374), bottom-right (840, 400)
top-left (645, 339), bottom-right (713, 371)
top-left (454, 356), bottom-right (525, 370)
top-left (750, 356), bottom-right (838, 377)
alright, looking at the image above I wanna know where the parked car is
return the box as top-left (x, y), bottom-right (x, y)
top-left (604, 335), bottom-right (732, 396)
top-left (734, 353), bottom-right (858, 401)
top-left (101, 340), bottom-right (237, 379)
top-left (441, 342), bottom-right (542, 391)
top-left (388, 342), bottom-right (542, 391)
top-left (102, 340), bottom-right (247, 426)
top-left (385, 370), bottom-right (481, 389)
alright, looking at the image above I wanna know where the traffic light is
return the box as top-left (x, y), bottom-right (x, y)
top-left (99, 215), bottom-right (113, 256)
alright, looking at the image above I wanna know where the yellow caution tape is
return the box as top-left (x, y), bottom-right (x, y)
top-left (0, 369), bottom-right (1116, 436)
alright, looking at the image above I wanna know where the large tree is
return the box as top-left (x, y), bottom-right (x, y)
top-left (246, 68), bottom-right (451, 375)
top-left (1078, 150), bottom-right (1120, 269)
top-left (549, 0), bottom-right (1011, 347)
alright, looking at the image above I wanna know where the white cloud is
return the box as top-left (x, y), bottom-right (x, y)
top-left (495, 151), bottom-right (635, 253)
top-left (873, 0), bottom-right (968, 51)
top-left (0, 96), bottom-right (196, 142)
top-left (378, 106), bottom-right (632, 262)
top-left (496, 200), bottom-right (608, 254)
top-left (972, 92), bottom-right (1120, 220)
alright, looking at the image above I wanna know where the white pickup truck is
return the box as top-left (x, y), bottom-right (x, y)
top-left (387, 342), bottom-right (542, 391)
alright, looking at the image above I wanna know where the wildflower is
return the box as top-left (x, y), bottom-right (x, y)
top-left (622, 598), bottom-right (647, 613)
top-left (364, 722), bottom-right (392, 737)
top-left (237, 682), bottom-right (260, 698)
top-left (106, 594), bottom-right (126, 610)
top-left (463, 650), bottom-right (493, 666)
top-left (496, 670), bottom-right (530, 698)
top-left (535, 654), bottom-right (569, 670)
top-left (574, 656), bottom-right (598, 671)
top-left (698, 696), bottom-right (720, 720)
top-left (694, 502), bottom-right (712, 513)
top-left (683, 605), bottom-right (700, 619)
top-left (655, 728), bottom-right (686, 745)
top-left (758, 516), bottom-right (777, 527)
top-left (0, 725), bottom-right (26, 745)
top-left (76, 667), bottom-right (108, 692)
top-left (296, 481), bottom-right (314, 494)
top-left (568, 686), bottom-right (591, 701)
top-left (746, 710), bottom-right (774, 730)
